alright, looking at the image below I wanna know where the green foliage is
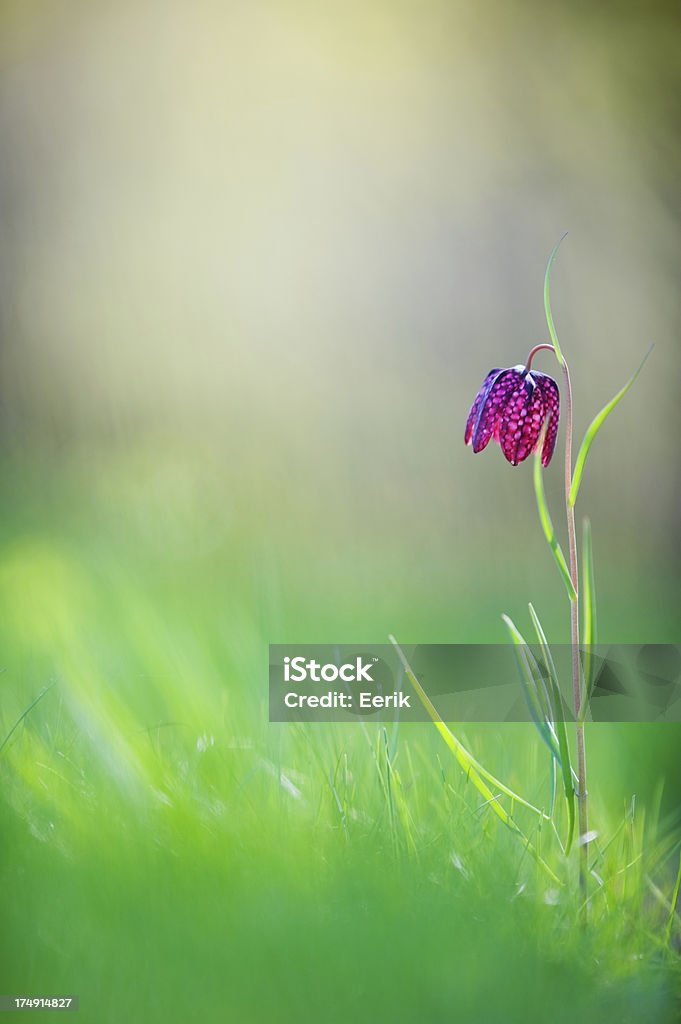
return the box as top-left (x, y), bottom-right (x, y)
top-left (666, 848), bottom-right (681, 949)
top-left (390, 634), bottom-right (558, 883)
top-left (569, 346), bottom-right (654, 507)
top-left (543, 232), bottom-right (568, 367)
top-left (533, 436), bottom-right (576, 601)
top-left (528, 603), bottom-right (576, 854)
top-left (1, 456), bottom-right (680, 1023)
top-left (501, 610), bottom-right (576, 856)
top-left (501, 614), bottom-right (560, 760)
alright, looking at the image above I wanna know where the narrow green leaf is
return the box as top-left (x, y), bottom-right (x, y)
top-left (501, 614), bottom-right (560, 762)
top-left (544, 232), bottom-right (568, 367)
top-left (528, 603), bottom-right (576, 855)
top-left (389, 635), bottom-right (561, 885)
top-left (389, 635), bottom-right (547, 820)
top-left (549, 756), bottom-right (557, 818)
top-left (0, 681), bottom-right (56, 758)
top-left (581, 518), bottom-right (597, 714)
top-left (569, 345), bottom-right (653, 508)
top-left (534, 437), bottom-right (577, 602)
top-left (665, 847), bottom-right (681, 948)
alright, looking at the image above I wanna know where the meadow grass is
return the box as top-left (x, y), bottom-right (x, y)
top-left (1, 453), bottom-right (680, 1023)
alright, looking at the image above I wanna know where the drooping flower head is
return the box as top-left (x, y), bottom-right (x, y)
top-left (464, 364), bottom-right (560, 466)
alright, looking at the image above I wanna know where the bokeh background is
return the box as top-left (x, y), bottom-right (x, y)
top-left (1, 2), bottom-right (680, 1021)
top-left (1, 0), bottom-right (679, 637)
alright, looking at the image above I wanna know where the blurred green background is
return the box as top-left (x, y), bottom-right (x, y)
top-left (1, 2), bottom-right (680, 1021)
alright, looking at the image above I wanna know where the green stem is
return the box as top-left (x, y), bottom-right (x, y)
top-left (527, 342), bottom-right (588, 908)
top-left (562, 358), bottom-right (588, 908)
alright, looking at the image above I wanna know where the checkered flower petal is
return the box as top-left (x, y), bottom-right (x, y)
top-left (498, 376), bottom-right (545, 466)
top-left (532, 371), bottom-right (560, 466)
top-left (466, 369), bottom-right (524, 454)
top-left (464, 369), bottom-right (502, 446)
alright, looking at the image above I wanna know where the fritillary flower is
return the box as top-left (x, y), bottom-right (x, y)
top-left (464, 364), bottom-right (560, 466)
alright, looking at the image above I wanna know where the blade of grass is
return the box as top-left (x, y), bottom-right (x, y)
top-left (388, 637), bottom-right (548, 819)
top-left (388, 635), bottom-right (561, 885)
top-left (528, 603), bottom-right (576, 855)
top-left (389, 634), bottom-right (545, 819)
top-left (569, 345), bottom-right (653, 507)
top-left (534, 435), bottom-right (577, 601)
top-left (502, 614), bottom-right (560, 762)
top-left (544, 232), bottom-right (568, 367)
top-left (665, 846), bottom-right (681, 948)
top-left (549, 756), bottom-right (557, 818)
top-left (0, 681), bottom-right (56, 758)
top-left (382, 728), bottom-right (418, 858)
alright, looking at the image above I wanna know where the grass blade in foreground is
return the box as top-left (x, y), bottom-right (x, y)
top-left (388, 635), bottom-right (561, 885)
top-left (501, 614), bottom-right (562, 765)
top-left (388, 636), bottom-right (545, 819)
top-left (665, 848), bottom-right (681, 948)
top-left (528, 603), bottom-right (576, 855)
top-left (533, 436), bottom-right (576, 601)
top-left (0, 682), bottom-right (56, 758)
top-left (569, 345), bottom-right (653, 507)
